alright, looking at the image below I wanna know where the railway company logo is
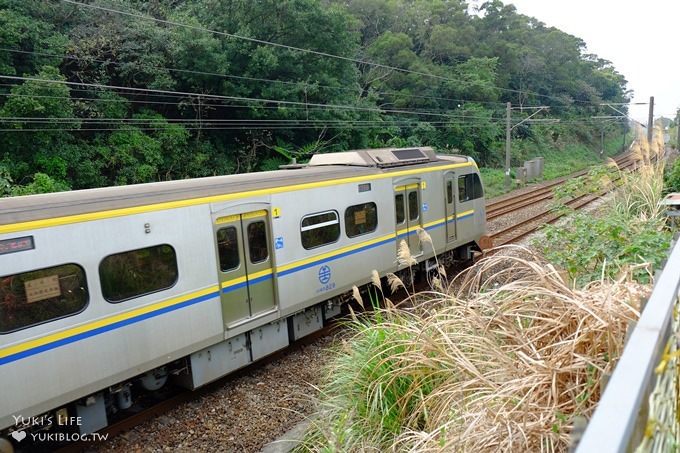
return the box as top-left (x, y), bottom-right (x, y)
top-left (316, 265), bottom-right (335, 294)
top-left (318, 265), bottom-right (331, 284)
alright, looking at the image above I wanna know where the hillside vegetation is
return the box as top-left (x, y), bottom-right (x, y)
top-left (0, 0), bottom-right (630, 194)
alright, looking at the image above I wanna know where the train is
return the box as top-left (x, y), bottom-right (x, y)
top-left (0, 146), bottom-right (489, 451)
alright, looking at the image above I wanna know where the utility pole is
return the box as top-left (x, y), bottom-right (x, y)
top-left (676, 108), bottom-right (680, 150)
top-left (505, 103), bottom-right (553, 189)
top-left (505, 102), bottom-right (511, 189)
top-left (647, 96), bottom-right (654, 144)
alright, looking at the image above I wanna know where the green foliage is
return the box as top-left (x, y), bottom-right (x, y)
top-left (440, 103), bottom-right (501, 165)
top-left (480, 136), bottom-right (624, 198)
top-left (0, 66), bottom-right (77, 184)
top-left (0, 0), bottom-right (630, 193)
top-left (298, 252), bottom-right (635, 450)
top-left (536, 213), bottom-right (667, 285)
top-left (534, 163), bottom-right (670, 286)
top-left (0, 1), bottom-right (69, 76)
top-left (0, 165), bottom-right (14, 196)
top-left (664, 157), bottom-right (680, 193)
top-left (552, 165), bottom-right (616, 202)
top-left (478, 167), bottom-right (506, 198)
top-left (9, 172), bottom-right (70, 195)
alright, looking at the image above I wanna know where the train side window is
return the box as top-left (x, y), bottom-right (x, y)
top-left (100, 244), bottom-right (178, 303)
top-left (345, 202), bottom-right (378, 238)
top-left (395, 194), bottom-right (405, 224)
top-left (408, 191), bottom-right (419, 221)
top-left (217, 226), bottom-right (240, 271)
top-left (470, 173), bottom-right (484, 199)
top-left (301, 211), bottom-right (340, 249)
top-left (247, 221), bottom-right (268, 264)
top-left (446, 180), bottom-right (453, 204)
top-left (458, 173), bottom-right (484, 202)
top-left (458, 176), bottom-right (468, 202)
top-left (0, 264), bottom-right (88, 333)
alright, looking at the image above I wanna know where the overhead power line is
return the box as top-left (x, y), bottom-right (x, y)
top-left (0, 74), bottom-right (495, 121)
top-left (0, 47), bottom-right (506, 110)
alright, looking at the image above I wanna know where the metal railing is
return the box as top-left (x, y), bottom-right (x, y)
top-left (576, 239), bottom-right (680, 452)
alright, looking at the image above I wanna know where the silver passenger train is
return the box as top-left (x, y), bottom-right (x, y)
top-left (0, 147), bottom-right (488, 449)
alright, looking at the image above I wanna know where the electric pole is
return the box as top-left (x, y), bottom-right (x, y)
top-left (676, 108), bottom-right (680, 150)
top-left (504, 103), bottom-right (553, 189)
top-left (505, 102), bottom-right (511, 189)
top-left (647, 96), bottom-right (654, 144)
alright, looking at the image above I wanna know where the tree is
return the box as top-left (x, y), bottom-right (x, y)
top-left (0, 66), bottom-right (77, 185)
top-left (0, 1), bottom-right (69, 79)
top-left (0, 0), bottom-right (631, 191)
top-left (184, 0), bottom-right (366, 161)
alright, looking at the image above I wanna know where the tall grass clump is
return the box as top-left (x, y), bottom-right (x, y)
top-left (296, 289), bottom-right (448, 451)
top-left (294, 247), bottom-right (647, 452)
top-left (612, 161), bottom-right (666, 221)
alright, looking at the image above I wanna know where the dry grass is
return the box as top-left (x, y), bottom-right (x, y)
top-left (302, 246), bottom-right (649, 452)
top-left (389, 246), bottom-right (647, 452)
top-left (605, 157), bottom-right (619, 169)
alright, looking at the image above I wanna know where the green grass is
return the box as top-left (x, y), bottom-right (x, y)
top-left (479, 130), bottom-right (627, 199)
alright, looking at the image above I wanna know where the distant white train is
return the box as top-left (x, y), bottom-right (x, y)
top-left (0, 147), bottom-right (488, 451)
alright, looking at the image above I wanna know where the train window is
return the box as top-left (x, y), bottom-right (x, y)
top-left (408, 191), bottom-right (419, 221)
top-left (345, 202), bottom-right (378, 238)
top-left (0, 264), bottom-right (88, 333)
top-left (395, 194), bottom-right (405, 224)
top-left (458, 176), bottom-right (467, 201)
top-left (100, 244), bottom-right (178, 303)
top-left (217, 226), bottom-right (240, 272)
top-left (248, 221), bottom-right (268, 264)
top-left (446, 180), bottom-right (453, 204)
top-left (301, 211), bottom-right (340, 249)
top-left (458, 173), bottom-right (484, 202)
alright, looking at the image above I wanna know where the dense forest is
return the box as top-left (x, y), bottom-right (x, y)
top-left (0, 0), bottom-right (629, 193)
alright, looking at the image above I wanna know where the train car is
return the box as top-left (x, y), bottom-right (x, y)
top-left (0, 147), bottom-right (488, 451)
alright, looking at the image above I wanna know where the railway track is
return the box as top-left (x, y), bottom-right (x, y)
top-left (486, 150), bottom-right (642, 246)
top-left (490, 190), bottom-right (605, 246)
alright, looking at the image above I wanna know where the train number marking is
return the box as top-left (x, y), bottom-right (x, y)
top-left (0, 236), bottom-right (35, 255)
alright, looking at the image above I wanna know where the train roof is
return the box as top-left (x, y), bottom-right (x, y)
top-left (0, 148), bottom-right (473, 227)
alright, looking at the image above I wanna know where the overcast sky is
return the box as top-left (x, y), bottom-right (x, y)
top-left (499, 0), bottom-right (678, 123)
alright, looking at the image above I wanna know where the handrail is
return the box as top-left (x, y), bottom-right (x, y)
top-left (576, 239), bottom-right (680, 452)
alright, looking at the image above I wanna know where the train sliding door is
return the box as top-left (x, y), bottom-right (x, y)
top-left (444, 173), bottom-right (457, 242)
top-left (394, 181), bottom-right (423, 257)
top-left (214, 210), bottom-right (276, 328)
